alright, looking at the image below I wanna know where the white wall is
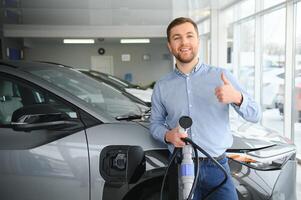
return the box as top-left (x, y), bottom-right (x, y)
top-left (23, 41), bottom-right (173, 85)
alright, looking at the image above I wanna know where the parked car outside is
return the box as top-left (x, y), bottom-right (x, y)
top-left (275, 69), bottom-right (301, 121)
top-left (238, 67), bottom-right (284, 109)
top-left (79, 69), bottom-right (153, 106)
top-left (262, 68), bottom-right (285, 109)
top-left (0, 61), bottom-right (297, 200)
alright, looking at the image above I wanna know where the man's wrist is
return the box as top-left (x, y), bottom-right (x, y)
top-left (234, 92), bottom-right (243, 106)
top-left (164, 131), bottom-right (170, 144)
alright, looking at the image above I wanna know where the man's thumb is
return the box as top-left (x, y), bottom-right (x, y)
top-left (221, 73), bottom-right (230, 85)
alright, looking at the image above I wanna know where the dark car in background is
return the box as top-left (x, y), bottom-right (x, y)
top-left (80, 69), bottom-right (153, 106)
top-left (0, 61), bottom-right (297, 200)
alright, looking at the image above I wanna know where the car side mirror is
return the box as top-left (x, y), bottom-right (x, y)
top-left (99, 145), bottom-right (145, 184)
top-left (11, 104), bottom-right (78, 131)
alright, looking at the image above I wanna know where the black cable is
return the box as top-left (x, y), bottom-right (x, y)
top-left (182, 137), bottom-right (228, 200)
top-left (160, 137), bottom-right (228, 200)
top-left (160, 147), bottom-right (180, 200)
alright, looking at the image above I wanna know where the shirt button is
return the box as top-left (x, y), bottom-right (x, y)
top-left (188, 90), bottom-right (190, 93)
top-left (189, 105), bottom-right (192, 107)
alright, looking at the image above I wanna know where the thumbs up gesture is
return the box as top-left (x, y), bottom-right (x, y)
top-left (215, 73), bottom-right (243, 105)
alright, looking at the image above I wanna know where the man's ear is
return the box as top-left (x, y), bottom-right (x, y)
top-left (167, 42), bottom-right (172, 52)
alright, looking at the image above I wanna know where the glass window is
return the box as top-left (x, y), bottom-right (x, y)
top-left (198, 19), bottom-right (210, 35)
top-left (261, 8), bottom-right (286, 134)
top-left (264, 0), bottom-right (285, 9)
top-left (294, 2), bottom-right (301, 156)
top-left (0, 76), bottom-right (77, 125)
top-left (238, 20), bottom-right (255, 98)
top-left (224, 8), bottom-right (234, 70)
top-left (29, 67), bottom-right (143, 118)
top-left (188, 0), bottom-right (210, 22)
top-left (239, 0), bottom-right (255, 19)
top-left (199, 19), bottom-right (211, 64)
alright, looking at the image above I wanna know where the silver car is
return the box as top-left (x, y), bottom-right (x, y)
top-left (0, 61), bottom-right (297, 200)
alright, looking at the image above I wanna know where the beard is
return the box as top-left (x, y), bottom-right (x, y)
top-left (174, 51), bottom-right (196, 63)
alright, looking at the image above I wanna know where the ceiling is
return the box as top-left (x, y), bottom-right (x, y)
top-left (1, 0), bottom-right (239, 41)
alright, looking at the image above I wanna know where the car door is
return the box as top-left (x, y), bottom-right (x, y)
top-left (0, 73), bottom-right (91, 200)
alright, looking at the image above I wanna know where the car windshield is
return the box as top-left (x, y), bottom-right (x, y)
top-left (29, 67), bottom-right (143, 118)
top-left (89, 71), bottom-right (136, 89)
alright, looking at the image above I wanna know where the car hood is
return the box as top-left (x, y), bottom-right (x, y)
top-left (228, 120), bottom-right (295, 155)
top-left (136, 120), bottom-right (293, 152)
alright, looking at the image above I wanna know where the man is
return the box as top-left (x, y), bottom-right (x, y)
top-left (150, 17), bottom-right (261, 200)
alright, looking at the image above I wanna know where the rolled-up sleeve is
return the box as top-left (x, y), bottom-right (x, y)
top-left (150, 82), bottom-right (169, 144)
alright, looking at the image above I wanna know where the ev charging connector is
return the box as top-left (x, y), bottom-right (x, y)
top-left (179, 116), bottom-right (194, 200)
top-left (160, 116), bottom-right (228, 200)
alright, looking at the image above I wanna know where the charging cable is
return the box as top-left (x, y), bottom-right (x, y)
top-left (160, 116), bottom-right (228, 200)
top-left (182, 137), bottom-right (228, 199)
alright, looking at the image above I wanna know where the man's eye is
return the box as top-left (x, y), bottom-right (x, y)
top-left (173, 37), bottom-right (180, 40)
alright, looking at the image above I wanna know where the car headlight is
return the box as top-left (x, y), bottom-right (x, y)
top-left (227, 146), bottom-right (295, 170)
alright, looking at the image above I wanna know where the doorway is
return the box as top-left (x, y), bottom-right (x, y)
top-left (90, 55), bottom-right (114, 75)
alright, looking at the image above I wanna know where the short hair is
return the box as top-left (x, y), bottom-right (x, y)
top-left (166, 17), bottom-right (199, 42)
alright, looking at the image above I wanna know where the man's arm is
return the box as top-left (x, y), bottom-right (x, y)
top-left (165, 127), bottom-right (187, 147)
top-left (215, 70), bottom-right (261, 123)
top-left (150, 82), bottom-right (187, 147)
top-left (150, 82), bottom-right (170, 144)
top-left (215, 72), bottom-right (243, 106)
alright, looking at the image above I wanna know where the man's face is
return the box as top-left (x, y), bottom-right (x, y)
top-left (167, 22), bottom-right (199, 64)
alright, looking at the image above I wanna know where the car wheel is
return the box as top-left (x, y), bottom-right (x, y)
top-left (135, 182), bottom-right (168, 200)
top-left (139, 190), bottom-right (168, 200)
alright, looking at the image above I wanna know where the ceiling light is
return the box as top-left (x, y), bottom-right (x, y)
top-left (120, 39), bottom-right (150, 44)
top-left (63, 39), bottom-right (95, 44)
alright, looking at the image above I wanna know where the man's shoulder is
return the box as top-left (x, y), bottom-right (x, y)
top-left (157, 71), bottom-right (176, 84)
top-left (201, 63), bottom-right (230, 75)
top-left (203, 63), bottom-right (226, 72)
top-left (153, 71), bottom-right (178, 92)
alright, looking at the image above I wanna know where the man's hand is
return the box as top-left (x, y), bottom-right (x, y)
top-left (215, 73), bottom-right (243, 106)
top-left (165, 127), bottom-right (188, 147)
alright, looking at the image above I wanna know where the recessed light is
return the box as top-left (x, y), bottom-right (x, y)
top-left (120, 39), bottom-right (150, 44)
top-left (63, 39), bottom-right (95, 44)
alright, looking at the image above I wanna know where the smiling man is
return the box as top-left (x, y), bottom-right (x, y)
top-left (150, 17), bottom-right (261, 200)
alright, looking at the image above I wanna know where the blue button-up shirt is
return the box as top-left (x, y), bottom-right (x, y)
top-left (150, 61), bottom-right (261, 157)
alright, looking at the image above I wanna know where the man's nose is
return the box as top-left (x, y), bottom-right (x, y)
top-left (181, 37), bottom-right (189, 45)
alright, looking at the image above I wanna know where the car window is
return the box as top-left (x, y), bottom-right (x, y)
top-left (107, 75), bottom-right (129, 87)
top-left (0, 73), bottom-right (88, 149)
top-left (277, 72), bottom-right (285, 79)
top-left (88, 71), bottom-right (129, 89)
top-left (0, 76), bottom-right (77, 125)
top-left (30, 68), bottom-right (142, 118)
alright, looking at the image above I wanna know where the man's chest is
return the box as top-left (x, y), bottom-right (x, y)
top-left (160, 79), bottom-right (221, 112)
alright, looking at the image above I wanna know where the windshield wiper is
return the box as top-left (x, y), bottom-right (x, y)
top-left (115, 108), bottom-right (152, 121)
top-left (115, 114), bottom-right (143, 121)
top-left (143, 108), bottom-right (151, 116)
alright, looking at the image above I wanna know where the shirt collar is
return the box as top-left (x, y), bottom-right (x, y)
top-left (174, 59), bottom-right (203, 77)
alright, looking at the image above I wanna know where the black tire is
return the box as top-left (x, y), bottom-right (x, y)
top-left (139, 190), bottom-right (168, 200)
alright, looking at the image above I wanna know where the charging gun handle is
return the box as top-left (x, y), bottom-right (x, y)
top-left (179, 127), bottom-right (194, 200)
